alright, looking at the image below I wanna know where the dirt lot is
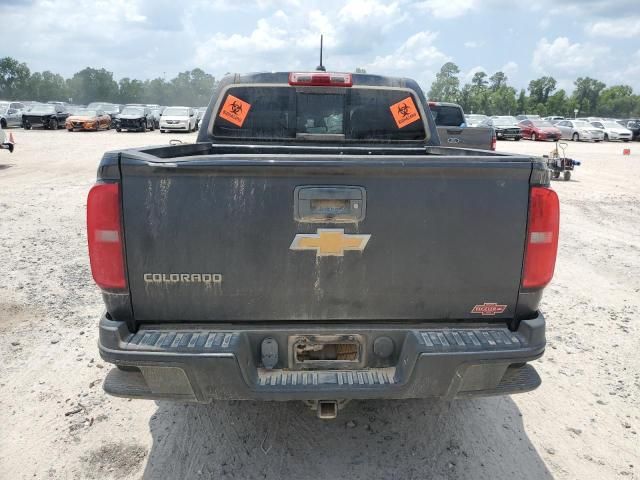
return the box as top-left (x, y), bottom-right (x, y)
top-left (0, 130), bottom-right (638, 480)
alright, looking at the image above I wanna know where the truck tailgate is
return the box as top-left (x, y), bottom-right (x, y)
top-left (120, 155), bottom-right (531, 322)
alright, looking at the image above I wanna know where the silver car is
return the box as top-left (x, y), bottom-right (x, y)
top-left (555, 119), bottom-right (604, 142)
top-left (589, 120), bottom-right (632, 142)
top-left (0, 105), bottom-right (23, 128)
top-left (465, 114), bottom-right (488, 127)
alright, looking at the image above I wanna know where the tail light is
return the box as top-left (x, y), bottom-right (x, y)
top-left (522, 187), bottom-right (560, 289)
top-left (87, 182), bottom-right (127, 291)
top-left (288, 72), bottom-right (352, 87)
top-left (491, 131), bottom-right (497, 150)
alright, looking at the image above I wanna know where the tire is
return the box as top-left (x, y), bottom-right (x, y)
top-left (564, 171), bottom-right (571, 181)
top-left (67, 128), bottom-right (73, 132)
top-left (572, 133), bottom-right (579, 142)
top-left (531, 133), bottom-right (537, 141)
top-left (24, 122), bottom-right (31, 130)
top-left (149, 120), bottom-right (154, 131)
top-left (116, 128), bottom-right (121, 132)
top-left (604, 134), bottom-right (609, 142)
top-left (552, 171), bottom-right (560, 179)
top-left (0, 119), bottom-right (6, 129)
top-left (514, 137), bottom-right (520, 141)
top-left (160, 129), bottom-right (165, 133)
top-left (49, 118), bottom-right (58, 130)
top-left (623, 139), bottom-right (629, 142)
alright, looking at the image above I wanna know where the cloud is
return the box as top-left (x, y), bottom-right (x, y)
top-left (195, 0), bottom-right (414, 74)
top-left (463, 65), bottom-right (486, 83)
top-left (463, 40), bottom-right (480, 48)
top-left (532, 37), bottom-right (608, 74)
top-left (500, 61), bottom-right (518, 77)
top-left (416, 0), bottom-right (477, 19)
top-left (586, 17), bottom-right (640, 38)
top-left (366, 31), bottom-right (449, 80)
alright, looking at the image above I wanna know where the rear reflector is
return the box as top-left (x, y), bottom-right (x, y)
top-left (87, 183), bottom-right (126, 291)
top-left (288, 72), bottom-right (353, 87)
top-left (522, 187), bottom-right (560, 289)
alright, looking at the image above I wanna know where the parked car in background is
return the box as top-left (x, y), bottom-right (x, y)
top-left (616, 119), bottom-right (640, 140)
top-left (195, 107), bottom-right (207, 129)
top-left (518, 119), bottom-right (562, 141)
top-left (0, 123), bottom-right (15, 152)
top-left (115, 106), bottom-right (154, 132)
top-left (516, 114), bottom-right (541, 121)
top-left (159, 106), bottom-right (198, 133)
top-left (65, 109), bottom-right (111, 131)
top-left (481, 116), bottom-right (521, 141)
top-left (0, 101), bottom-right (26, 112)
top-left (543, 116), bottom-right (564, 123)
top-left (0, 104), bottom-right (23, 128)
top-left (65, 105), bottom-right (87, 115)
top-left (22, 103), bottom-right (68, 129)
top-left (555, 119), bottom-right (604, 142)
top-left (589, 120), bottom-right (632, 142)
top-left (149, 108), bottom-right (163, 129)
top-left (429, 101), bottom-right (495, 150)
top-left (577, 117), bottom-right (604, 123)
top-left (465, 114), bottom-right (488, 127)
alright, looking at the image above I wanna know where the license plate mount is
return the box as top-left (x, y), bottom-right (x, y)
top-left (289, 334), bottom-right (365, 370)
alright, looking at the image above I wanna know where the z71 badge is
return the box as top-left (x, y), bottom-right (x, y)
top-left (471, 303), bottom-right (507, 316)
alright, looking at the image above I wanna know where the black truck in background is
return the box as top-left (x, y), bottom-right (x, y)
top-left (90, 71), bottom-right (558, 418)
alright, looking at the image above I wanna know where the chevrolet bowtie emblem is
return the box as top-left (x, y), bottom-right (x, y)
top-left (290, 229), bottom-right (371, 257)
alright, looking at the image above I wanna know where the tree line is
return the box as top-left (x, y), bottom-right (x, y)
top-left (0, 57), bottom-right (217, 107)
top-left (2, 56), bottom-right (639, 117)
top-left (427, 62), bottom-right (640, 118)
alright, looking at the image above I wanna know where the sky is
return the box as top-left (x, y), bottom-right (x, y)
top-left (1, 0), bottom-right (639, 93)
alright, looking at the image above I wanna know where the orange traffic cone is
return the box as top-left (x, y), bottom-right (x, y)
top-left (8, 132), bottom-right (15, 144)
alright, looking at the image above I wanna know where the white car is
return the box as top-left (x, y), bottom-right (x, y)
top-left (465, 114), bottom-right (488, 127)
top-left (159, 107), bottom-right (198, 133)
top-left (555, 119), bottom-right (605, 142)
top-left (589, 120), bottom-right (632, 142)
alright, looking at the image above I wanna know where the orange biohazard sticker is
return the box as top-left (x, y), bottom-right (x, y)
top-left (390, 96), bottom-right (420, 129)
top-left (219, 94), bottom-right (251, 127)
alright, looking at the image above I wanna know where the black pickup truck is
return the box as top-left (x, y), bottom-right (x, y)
top-left (90, 71), bottom-right (558, 418)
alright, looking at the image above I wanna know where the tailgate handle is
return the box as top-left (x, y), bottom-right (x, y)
top-left (294, 186), bottom-right (366, 223)
top-left (446, 128), bottom-right (463, 134)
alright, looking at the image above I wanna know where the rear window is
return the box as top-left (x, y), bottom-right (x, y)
top-left (429, 105), bottom-right (465, 127)
top-left (212, 86), bottom-right (426, 142)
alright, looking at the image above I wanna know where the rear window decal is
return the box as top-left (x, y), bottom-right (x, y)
top-left (390, 96), bottom-right (420, 129)
top-left (219, 94), bottom-right (251, 127)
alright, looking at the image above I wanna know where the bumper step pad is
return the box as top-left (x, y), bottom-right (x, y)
top-left (257, 368), bottom-right (397, 388)
top-left (99, 315), bottom-right (545, 401)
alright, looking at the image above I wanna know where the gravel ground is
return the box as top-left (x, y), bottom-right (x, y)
top-left (0, 129), bottom-right (638, 480)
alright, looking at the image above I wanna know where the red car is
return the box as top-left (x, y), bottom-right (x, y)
top-left (518, 119), bottom-right (562, 141)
